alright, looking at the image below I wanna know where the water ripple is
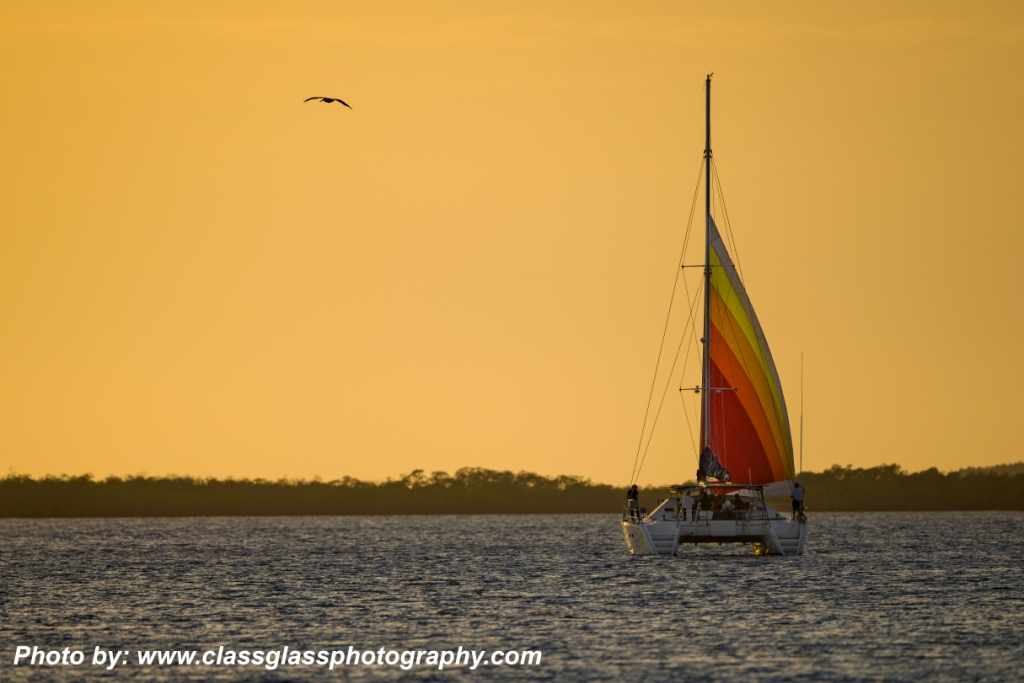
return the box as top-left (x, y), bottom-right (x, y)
top-left (1, 512), bottom-right (1022, 681)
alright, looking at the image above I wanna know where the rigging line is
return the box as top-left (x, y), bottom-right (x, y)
top-left (678, 158), bottom-right (706, 351)
top-left (633, 284), bottom-right (696, 484)
top-left (683, 389), bottom-right (702, 462)
top-left (677, 264), bottom-right (706, 391)
top-left (681, 157), bottom-right (706, 364)
top-left (679, 388), bottom-right (698, 459)
top-left (681, 157), bottom-right (705, 277)
top-left (710, 176), bottom-right (742, 315)
top-left (674, 160), bottom-right (707, 467)
top-left (636, 274), bottom-right (703, 481)
top-left (719, 210), bottom-right (743, 298)
top-left (710, 158), bottom-right (740, 280)
top-left (628, 242), bottom-right (685, 486)
top-left (629, 158), bottom-right (705, 485)
top-left (710, 159), bottom-right (736, 252)
top-left (675, 279), bottom-right (706, 460)
top-left (712, 159), bottom-right (745, 286)
top-left (637, 277), bottom-right (704, 482)
top-left (672, 263), bottom-right (706, 467)
top-left (680, 171), bottom-right (706, 367)
top-left (676, 252), bottom-right (706, 372)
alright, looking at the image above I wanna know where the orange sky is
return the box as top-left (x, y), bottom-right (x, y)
top-left (2, 2), bottom-right (1023, 485)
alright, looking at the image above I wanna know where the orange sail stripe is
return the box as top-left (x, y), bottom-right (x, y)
top-left (709, 286), bottom-right (788, 467)
top-left (708, 357), bottom-right (780, 485)
top-left (709, 321), bottom-right (786, 482)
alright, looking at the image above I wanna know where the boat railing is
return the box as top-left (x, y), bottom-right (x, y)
top-left (622, 496), bottom-right (771, 524)
top-left (621, 506), bottom-right (647, 523)
top-left (740, 500), bottom-right (769, 523)
top-left (695, 504), bottom-right (772, 524)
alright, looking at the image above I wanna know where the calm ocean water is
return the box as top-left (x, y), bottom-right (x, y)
top-left (1, 512), bottom-right (1022, 682)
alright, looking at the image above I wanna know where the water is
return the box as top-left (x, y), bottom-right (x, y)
top-left (2, 512), bottom-right (1022, 681)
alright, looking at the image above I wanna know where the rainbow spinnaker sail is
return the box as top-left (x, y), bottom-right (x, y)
top-left (701, 218), bottom-right (795, 488)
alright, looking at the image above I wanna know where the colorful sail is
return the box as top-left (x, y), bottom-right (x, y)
top-left (700, 217), bottom-right (795, 488)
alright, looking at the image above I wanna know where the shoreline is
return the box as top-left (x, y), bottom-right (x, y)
top-left (2, 464), bottom-right (1022, 517)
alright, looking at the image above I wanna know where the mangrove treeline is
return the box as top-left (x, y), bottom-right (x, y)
top-left (1, 464), bottom-right (1021, 517)
top-left (790, 464), bottom-right (1023, 512)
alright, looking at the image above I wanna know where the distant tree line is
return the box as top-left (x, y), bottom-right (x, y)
top-left (0, 468), bottom-right (622, 517)
top-left (793, 464), bottom-right (1024, 512)
top-left (1, 464), bottom-right (1021, 517)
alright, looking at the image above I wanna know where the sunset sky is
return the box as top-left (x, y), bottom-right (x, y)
top-left (2, 1), bottom-right (1022, 486)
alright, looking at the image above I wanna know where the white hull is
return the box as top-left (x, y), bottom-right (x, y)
top-left (622, 500), bottom-right (806, 556)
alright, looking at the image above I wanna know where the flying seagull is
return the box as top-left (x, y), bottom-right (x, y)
top-left (304, 96), bottom-right (352, 109)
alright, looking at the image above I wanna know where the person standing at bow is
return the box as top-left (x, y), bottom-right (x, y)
top-left (791, 481), bottom-right (805, 520)
top-left (626, 485), bottom-right (639, 520)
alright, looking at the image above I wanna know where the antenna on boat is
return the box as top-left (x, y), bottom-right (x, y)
top-left (799, 351), bottom-right (804, 483)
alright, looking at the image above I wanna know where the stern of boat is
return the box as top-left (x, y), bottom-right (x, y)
top-left (621, 495), bottom-right (807, 556)
top-left (753, 509), bottom-right (807, 555)
top-left (621, 520), bottom-right (655, 555)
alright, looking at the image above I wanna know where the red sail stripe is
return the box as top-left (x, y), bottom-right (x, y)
top-left (709, 286), bottom-right (788, 464)
top-left (707, 356), bottom-right (779, 485)
top-left (709, 320), bottom-right (786, 482)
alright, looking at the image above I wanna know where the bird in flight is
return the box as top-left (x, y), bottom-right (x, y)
top-left (304, 96), bottom-right (352, 109)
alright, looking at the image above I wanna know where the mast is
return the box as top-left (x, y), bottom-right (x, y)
top-left (702, 74), bottom-right (712, 456)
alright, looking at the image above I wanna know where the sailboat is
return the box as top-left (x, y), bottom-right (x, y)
top-left (622, 75), bottom-right (806, 556)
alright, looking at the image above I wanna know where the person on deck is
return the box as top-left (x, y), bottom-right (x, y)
top-left (791, 481), bottom-right (805, 520)
top-left (721, 497), bottom-right (734, 516)
top-left (683, 493), bottom-right (694, 522)
top-left (627, 485), bottom-right (639, 520)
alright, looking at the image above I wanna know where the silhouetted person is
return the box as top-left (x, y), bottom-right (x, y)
top-left (791, 481), bottom-right (805, 520)
top-left (697, 489), bottom-right (712, 519)
top-left (626, 485), bottom-right (639, 520)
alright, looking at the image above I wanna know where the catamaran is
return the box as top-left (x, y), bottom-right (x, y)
top-left (622, 75), bottom-right (806, 556)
